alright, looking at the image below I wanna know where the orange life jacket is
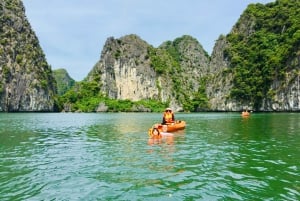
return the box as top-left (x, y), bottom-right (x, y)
top-left (163, 112), bottom-right (174, 123)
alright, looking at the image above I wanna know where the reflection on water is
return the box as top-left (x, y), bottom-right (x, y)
top-left (0, 112), bottom-right (299, 200)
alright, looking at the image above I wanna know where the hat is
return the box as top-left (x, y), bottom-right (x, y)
top-left (165, 107), bottom-right (172, 111)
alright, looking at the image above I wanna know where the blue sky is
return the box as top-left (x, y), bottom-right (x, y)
top-left (22, 0), bottom-right (274, 81)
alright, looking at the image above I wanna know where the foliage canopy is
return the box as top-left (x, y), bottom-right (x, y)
top-left (226, 0), bottom-right (300, 109)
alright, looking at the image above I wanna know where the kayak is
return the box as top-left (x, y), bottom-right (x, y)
top-left (155, 120), bottom-right (186, 133)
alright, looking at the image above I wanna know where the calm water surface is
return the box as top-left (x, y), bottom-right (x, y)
top-left (0, 112), bottom-right (299, 200)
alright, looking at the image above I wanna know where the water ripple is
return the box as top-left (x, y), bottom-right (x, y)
top-left (1, 113), bottom-right (300, 200)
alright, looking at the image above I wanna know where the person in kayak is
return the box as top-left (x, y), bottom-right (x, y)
top-left (162, 108), bottom-right (175, 124)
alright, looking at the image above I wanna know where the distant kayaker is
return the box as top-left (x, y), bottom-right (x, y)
top-left (162, 108), bottom-right (175, 124)
top-left (242, 109), bottom-right (250, 117)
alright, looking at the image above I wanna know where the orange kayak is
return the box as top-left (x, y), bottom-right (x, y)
top-left (156, 120), bottom-right (186, 133)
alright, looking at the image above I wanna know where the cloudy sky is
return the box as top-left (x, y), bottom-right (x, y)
top-left (22, 0), bottom-right (274, 81)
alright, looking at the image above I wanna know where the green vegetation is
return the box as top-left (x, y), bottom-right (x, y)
top-left (57, 80), bottom-right (168, 112)
top-left (147, 46), bottom-right (169, 74)
top-left (0, 83), bottom-right (3, 94)
top-left (3, 0), bottom-right (299, 112)
top-left (147, 43), bottom-right (203, 112)
top-left (159, 36), bottom-right (209, 111)
top-left (53, 69), bottom-right (75, 95)
top-left (226, 0), bottom-right (300, 109)
top-left (58, 80), bottom-right (101, 112)
top-left (133, 99), bottom-right (168, 112)
top-left (191, 78), bottom-right (210, 111)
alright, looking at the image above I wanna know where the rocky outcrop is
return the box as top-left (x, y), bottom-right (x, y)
top-left (206, 0), bottom-right (300, 111)
top-left (262, 62), bottom-right (300, 111)
top-left (206, 35), bottom-right (234, 111)
top-left (88, 34), bottom-right (159, 101)
top-left (0, 0), bottom-right (57, 112)
top-left (57, 0), bottom-right (300, 112)
top-left (87, 34), bottom-right (209, 111)
top-left (4, 0), bottom-right (298, 112)
top-left (160, 35), bottom-right (209, 110)
top-left (53, 68), bottom-right (75, 95)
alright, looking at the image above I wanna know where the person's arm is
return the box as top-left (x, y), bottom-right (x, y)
top-left (162, 116), bottom-right (166, 124)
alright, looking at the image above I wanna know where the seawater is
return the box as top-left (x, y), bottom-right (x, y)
top-left (0, 112), bottom-right (299, 200)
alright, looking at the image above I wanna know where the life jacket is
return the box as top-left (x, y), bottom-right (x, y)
top-left (163, 112), bottom-right (174, 123)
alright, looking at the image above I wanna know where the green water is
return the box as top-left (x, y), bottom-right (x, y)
top-left (0, 112), bottom-right (299, 200)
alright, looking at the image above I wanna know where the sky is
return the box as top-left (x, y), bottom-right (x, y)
top-left (22, 0), bottom-right (274, 81)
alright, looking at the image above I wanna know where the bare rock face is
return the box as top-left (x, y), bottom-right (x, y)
top-left (89, 35), bottom-right (159, 101)
top-left (0, 0), bottom-right (56, 112)
top-left (262, 64), bottom-right (300, 112)
top-left (52, 0), bottom-right (300, 112)
top-left (160, 35), bottom-right (210, 109)
top-left (206, 35), bottom-right (235, 111)
top-left (87, 34), bottom-right (210, 111)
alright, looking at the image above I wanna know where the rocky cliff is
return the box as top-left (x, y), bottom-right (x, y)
top-left (0, 0), bottom-right (56, 111)
top-left (4, 0), bottom-right (298, 112)
top-left (206, 35), bottom-right (234, 111)
top-left (53, 68), bottom-right (75, 96)
top-left (206, 0), bottom-right (300, 111)
top-left (60, 0), bottom-right (300, 112)
top-left (85, 0), bottom-right (300, 112)
top-left (88, 35), bottom-right (157, 101)
top-left (87, 34), bottom-right (209, 111)
top-left (159, 35), bottom-right (209, 110)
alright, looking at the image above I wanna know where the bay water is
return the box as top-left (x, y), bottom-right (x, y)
top-left (0, 112), bottom-right (299, 200)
